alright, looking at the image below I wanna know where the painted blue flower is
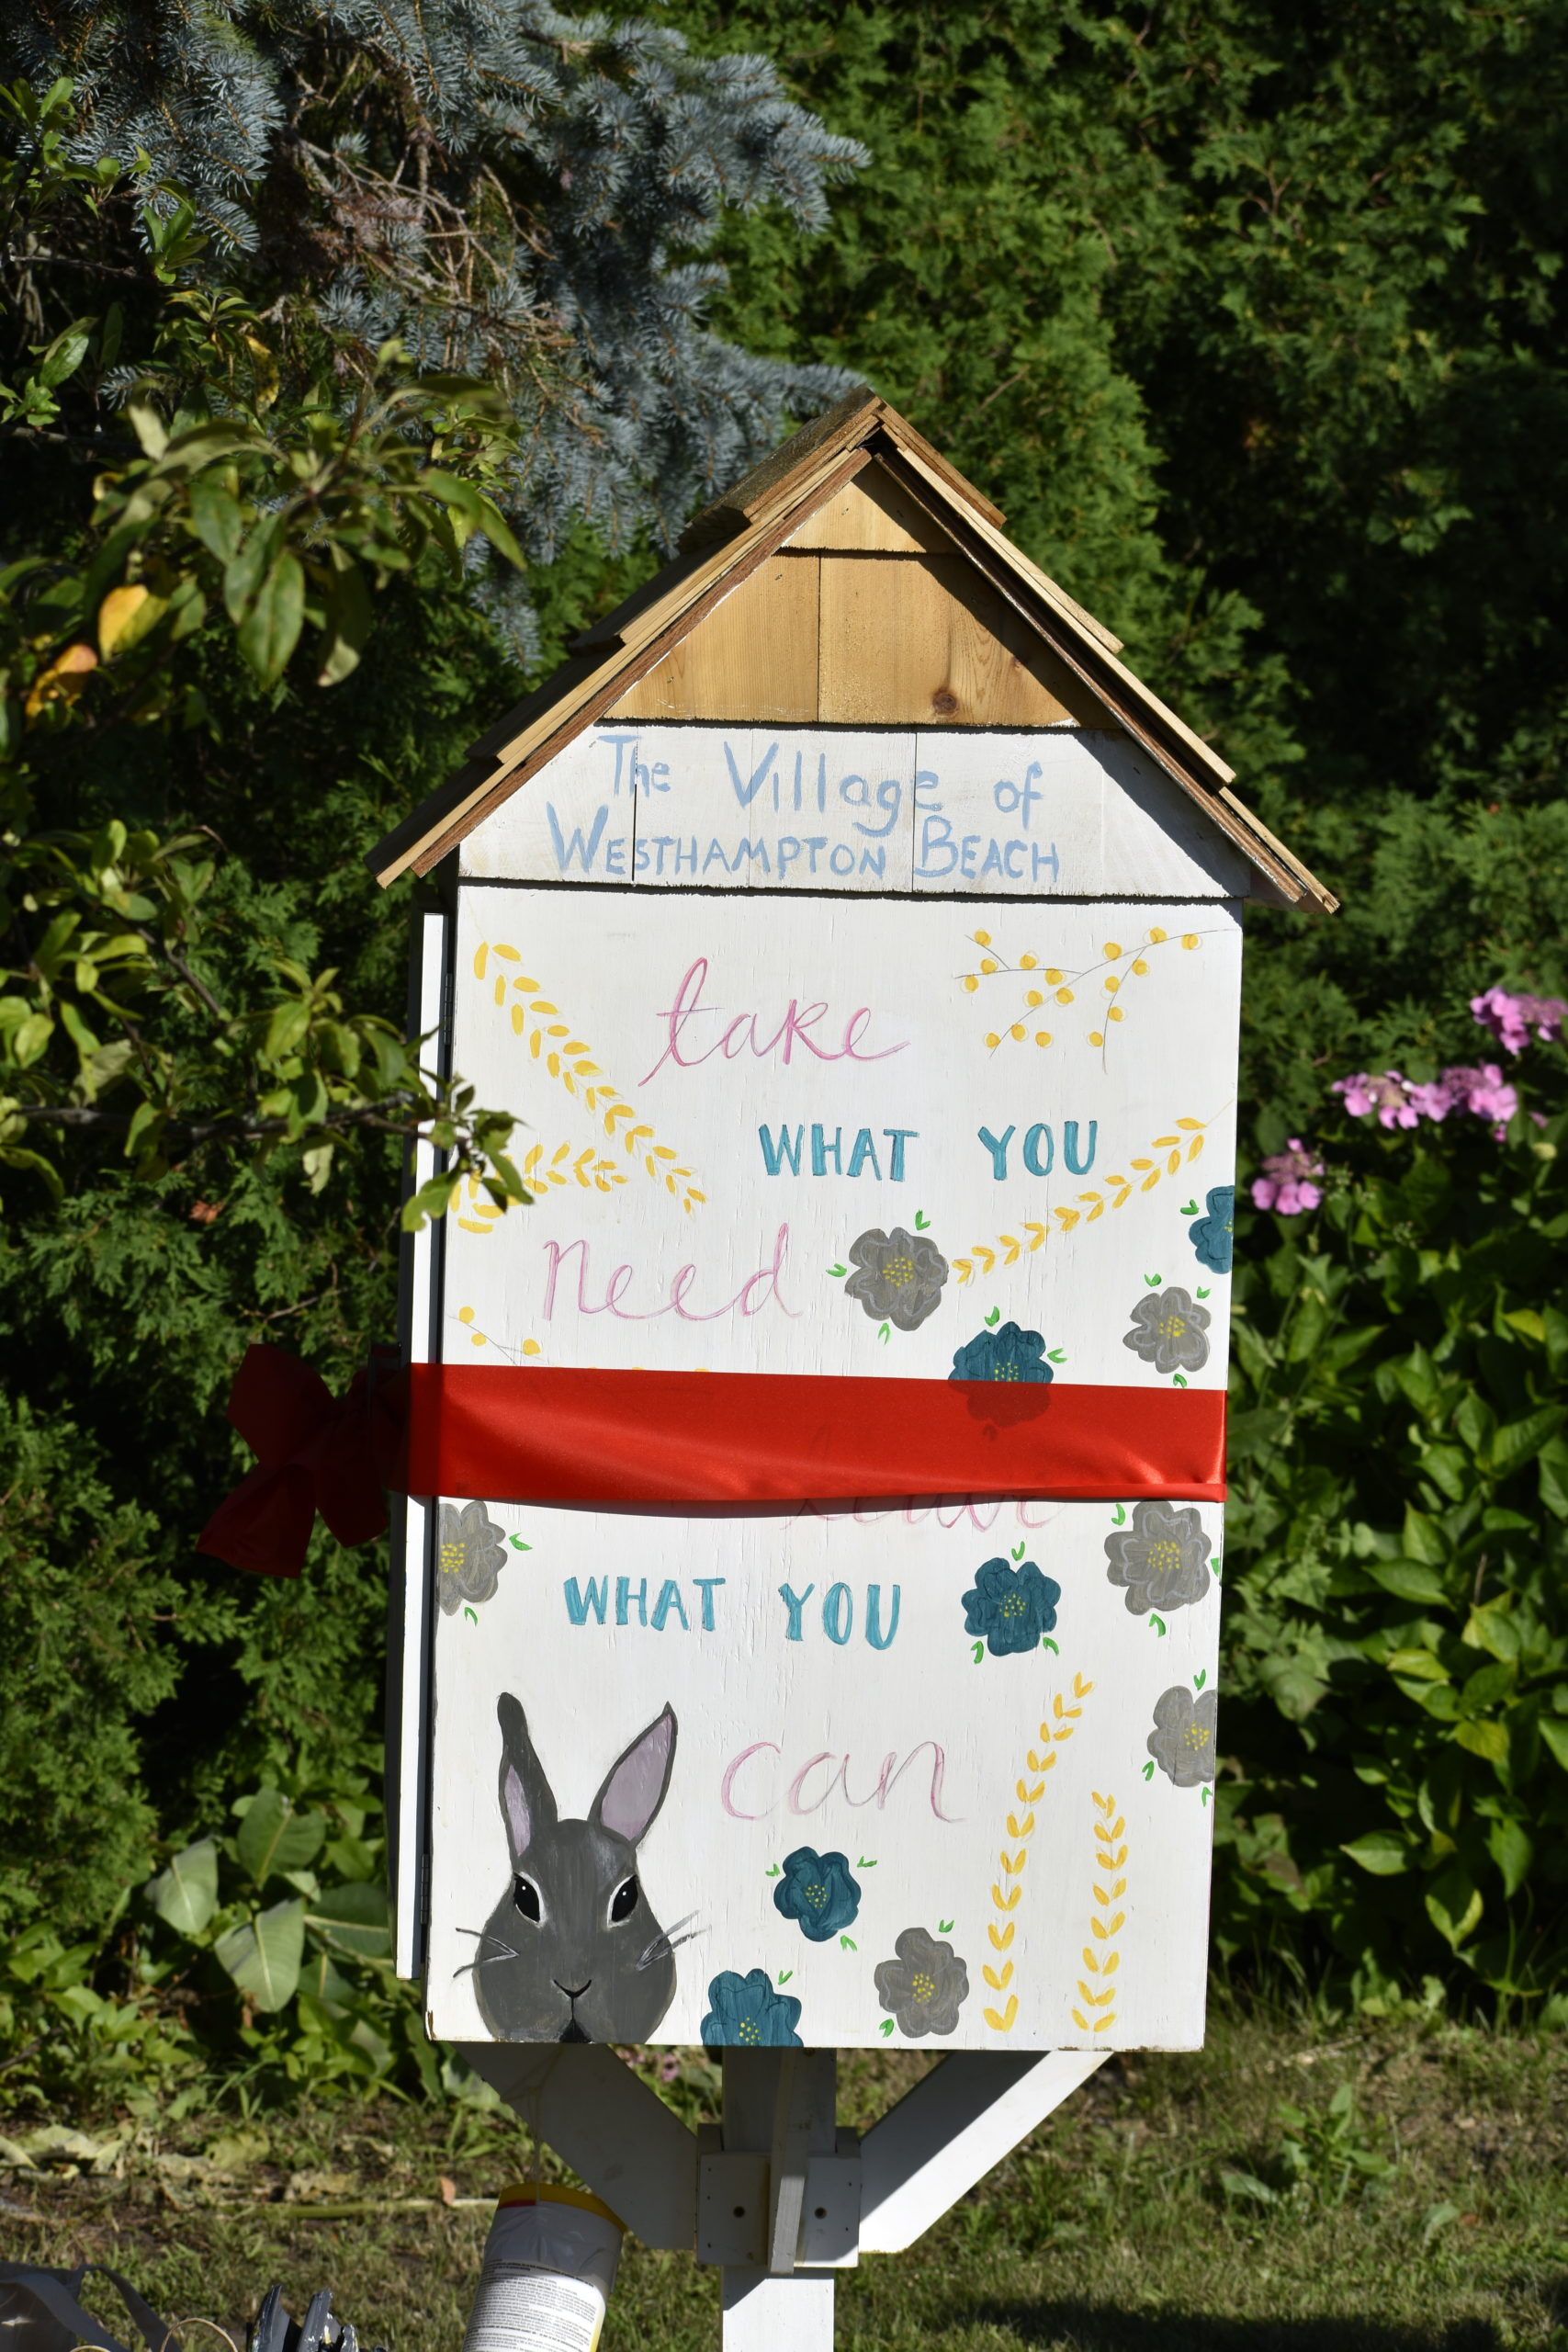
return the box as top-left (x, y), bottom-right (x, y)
top-left (1188, 1186), bottom-right (1235, 1274)
top-left (961, 1557), bottom-right (1061, 1657)
top-left (950, 1321), bottom-right (1054, 1385)
top-left (773, 1847), bottom-right (860, 1941)
top-left (700, 1967), bottom-right (804, 2051)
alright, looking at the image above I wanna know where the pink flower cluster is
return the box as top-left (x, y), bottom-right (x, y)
top-left (1470, 986), bottom-right (1566, 1055)
top-left (1332, 1071), bottom-right (1418, 1129)
top-left (1251, 1139), bottom-right (1324, 1216)
top-left (1334, 1063), bottom-right (1518, 1137)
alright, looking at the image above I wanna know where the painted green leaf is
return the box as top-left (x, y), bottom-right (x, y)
top-left (215, 1896), bottom-right (306, 2010)
top-left (236, 1788), bottom-right (326, 1887)
top-left (148, 1837), bottom-right (219, 1935)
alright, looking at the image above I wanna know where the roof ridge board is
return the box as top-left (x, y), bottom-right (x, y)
top-left (678, 385), bottom-right (884, 552)
top-left (869, 408), bottom-right (1006, 530)
top-left (1217, 787), bottom-right (1339, 912)
top-left (878, 434), bottom-right (1121, 652)
top-left (368, 443), bottom-right (876, 887)
top-left (886, 439), bottom-right (1215, 770)
top-left (869, 444), bottom-right (1318, 907)
top-left (601, 444), bottom-right (875, 671)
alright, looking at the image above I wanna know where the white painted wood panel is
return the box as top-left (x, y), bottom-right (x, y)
top-left (421, 884), bottom-right (1239, 2052)
top-left (458, 726), bottom-right (1251, 899)
top-left (445, 889), bottom-right (1238, 1387)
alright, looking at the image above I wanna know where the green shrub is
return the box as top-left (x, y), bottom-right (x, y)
top-left (1218, 1025), bottom-right (1568, 2012)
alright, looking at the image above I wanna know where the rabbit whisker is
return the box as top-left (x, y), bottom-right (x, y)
top-left (457, 1925), bottom-right (518, 1951)
top-left (453, 1942), bottom-right (520, 1979)
top-left (637, 1912), bottom-right (702, 1971)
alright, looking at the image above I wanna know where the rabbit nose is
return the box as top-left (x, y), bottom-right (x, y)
top-left (555, 1978), bottom-right (592, 1999)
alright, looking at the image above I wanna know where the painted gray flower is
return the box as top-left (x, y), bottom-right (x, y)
top-left (845, 1227), bottom-right (950, 1331)
top-left (1147, 1685), bottom-right (1219, 1787)
top-left (874, 1927), bottom-right (969, 2037)
top-left (1105, 1500), bottom-right (1213, 1616)
top-left (436, 1499), bottom-right (507, 1615)
top-left (1122, 1284), bottom-right (1211, 1374)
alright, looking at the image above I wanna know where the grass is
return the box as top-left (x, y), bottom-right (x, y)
top-left (5, 1997), bottom-right (1566, 2351)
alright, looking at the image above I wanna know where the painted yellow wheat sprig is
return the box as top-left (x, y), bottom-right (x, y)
top-left (456, 1148), bottom-right (626, 1235)
top-left (948, 1117), bottom-right (1207, 1278)
top-left (474, 942), bottom-right (705, 1214)
top-left (1051, 1117), bottom-right (1206, 1237)
top-left (984, 1673), bottom-right (1095, 2033)
top-left (1070, 1792), bottom-right (1128, 2037)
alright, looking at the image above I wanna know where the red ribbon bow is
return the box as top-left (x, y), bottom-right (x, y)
top-left (199, 1345), bottom-right (1224, 1577)
top-left (197, 1344), bottom-right (406, 1578)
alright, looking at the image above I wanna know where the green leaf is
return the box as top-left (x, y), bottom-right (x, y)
top-left (1365, 1560), bottom-right (1450, 1608)
top-left (1400, 1505), bottom-right (1448, 1567)
top-left (1341, 1830), bottom-right (1409, 1877)
top-left (215, 1896), bottom-right (306, 2011)
top-left (1453, 1719), bottom-right (1508, 1765)
top-left (1220, 2169), bottom-right (1280, 2206)
top-left (236, 1788), bottom-right (326, 1886)
top-left (1487, 1815), bottom-right (1533, 1899)
top-left (306, 1880), bottom-right (390, 1959)
top-left (1489, 1406), bottom-right (1564, 1478)
top-left (35, 319), bottom-right (93, 391)
top-left (315, 559), bottom-right (373, 686)
top-left (186, 480), bottom-right (244, 566)
top-left (1385, 1648), bottom-right (1449, 1681)
top-left (147, 1837), bottom-right (219, 1935)
top-left (237, 552), bottom-right (306, 684)
top-left (1540, 1718), bottom-right (1568, 1773)
top-left (1424, 1867), bottom-right (1483, 1951)
top-left (9, 1012), bottom-right (55, 1068)
top-left (401, 1170), bottom-right (461, 1232)
top-left (1538, 1436), bottom-right (1568, 1521)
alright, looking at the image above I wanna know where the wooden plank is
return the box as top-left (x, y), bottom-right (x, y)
top-left (892, 440), bottom-right (1123, 655)
top-left (680, 386), bottom-right (882, 551)
top-left (883, 446), bottom-right (1233, 785)
top-left (782, 464), bottom-right (957, 554)
top-left (817, 554), bottom-right (1107, 729)
top-left (387, 449), bottom-right (870, 882)
top-left (865, 449), bottom-right (1330, 906)
top-left (607, 554), bottom-right (819, 722)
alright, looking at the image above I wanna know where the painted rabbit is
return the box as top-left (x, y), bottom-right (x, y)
top-left (468, 1691), bottom-right (681, 2043)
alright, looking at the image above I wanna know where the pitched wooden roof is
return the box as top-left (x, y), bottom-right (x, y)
top-left (368, 388), bottom-right (1337, 912)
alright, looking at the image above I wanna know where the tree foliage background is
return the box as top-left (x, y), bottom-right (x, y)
top-left (3, 0), bottom-right (1566, 2094)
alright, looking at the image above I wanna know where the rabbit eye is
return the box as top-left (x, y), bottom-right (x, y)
top-left (513, 1875), bottom-right (543, 1923)
top-left (610, 1876), bottom-right (639, 1923)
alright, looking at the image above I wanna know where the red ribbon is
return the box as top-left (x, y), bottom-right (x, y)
top-left (404, 1363), bottom-right (1225, 1508)
top-left (197, 1344), bottom-right (405, 1578)
top-left (200, 1351), bottom-right (1225, 1576)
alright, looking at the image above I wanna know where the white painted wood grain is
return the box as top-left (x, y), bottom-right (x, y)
top-left (458, 725), bottom-right (1251, 900)
top-left (423, 884), bottom-right (1236, 2051)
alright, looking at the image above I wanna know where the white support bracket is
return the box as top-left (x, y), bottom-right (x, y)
top-left (454, 2040), bottom-right (1104, 2346)
top-left (859, 2047), bottom-right (1107, 2251)
top-left (454, 2041), bottom-right (696, 2251)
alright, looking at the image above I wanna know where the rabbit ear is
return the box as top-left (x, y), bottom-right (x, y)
top-left (591, 1704), bottom-right (677, 1845)
top-left (496, 1692), bottom-right (558, 1861)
